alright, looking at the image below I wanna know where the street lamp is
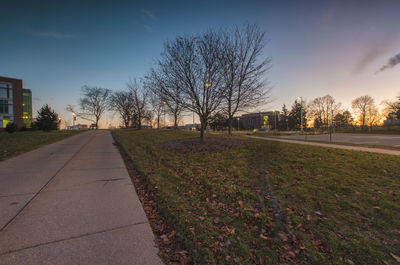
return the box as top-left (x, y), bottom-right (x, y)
top-left (273, 111), bottom-right (277, 130)
top-left (162, 101), bottom-right (166, 128)
top-left (296, 97), bottom-right (303, 132)
top-left (72, 112), bottom-right (76, 126)
top-left (237, 117), bottom-right (240, 132)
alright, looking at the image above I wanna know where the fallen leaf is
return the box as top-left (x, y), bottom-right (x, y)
top-left (188, 227), bottom-right (195, 235)
top-left (259, 234), bottom-right (270, 240)
top-left (373, 206), bottom-right (381, 210)
top-left (346, 259), bottom-right (355, 265)
top-left (169, 230), bottom-right (176, 238)
top-left (306, 214), bottom-right (311, 221)
top-left (391, 253), bottom-right (400, 263)
top-left (315, 211), bottom-right (322, 216)
top-left (278, 231), bottom-right (288, 242)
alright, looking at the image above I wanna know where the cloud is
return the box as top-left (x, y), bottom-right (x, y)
top-left (141, 9), bottom-right (157, 20)
top-left (143, 24), bottom-right (153, 32)
top-left (354, 45), bottom-right (388, 74)
top-left (25, 28), bottom-right (76, 39)
top-left (33, 97), bottom-right (41, 101)
top-left (376, 53), bottom-right (400, 74)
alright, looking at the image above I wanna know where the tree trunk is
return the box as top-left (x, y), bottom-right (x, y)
top-left (200, 119), bottom-right (205, 143)
top-left (174, 113), bottom-right (178, 130)
top-left (138, 114), bottom-right (142, 130)
top-left (157, 115), bottom-right (160, 129)
top-left (228, 115), bottom-right (233, 135)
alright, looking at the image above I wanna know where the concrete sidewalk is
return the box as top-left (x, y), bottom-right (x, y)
top-left (242, 134), bottom-right (400, 156)
top-left (0, 130), bottom-right (162, 264)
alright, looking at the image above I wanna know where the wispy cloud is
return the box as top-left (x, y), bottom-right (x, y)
top-left (376, 53), bottom-right (400, 74)
top-left (141, 9), bottom-right (157, 20)
top-left (24, 28), bottom-right (76, 39)
top-left (143, 24), bottom-right (153, 32)
top-left (354, 45), bottom-right (388, 74)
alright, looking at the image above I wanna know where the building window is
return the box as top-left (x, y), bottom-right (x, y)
top-left (0, 88), bottom-right (8, 98)
top-left (0, 100), bottom-right (9, 114)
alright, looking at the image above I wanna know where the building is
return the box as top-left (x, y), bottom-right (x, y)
top-left (240, 111), bottom-right (280, 130)
top-left (0, 76), bottom-right (32, 129)
top-left (68, 124), bottom-right (88, 130)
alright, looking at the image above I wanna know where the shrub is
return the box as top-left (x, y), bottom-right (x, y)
top-left (5, 122), bottom-right (18, 133)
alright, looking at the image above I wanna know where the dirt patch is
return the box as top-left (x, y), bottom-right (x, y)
top-left (160, 137), bottom-right (249, 153)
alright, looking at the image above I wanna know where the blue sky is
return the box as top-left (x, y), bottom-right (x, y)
top-left (1, 0), bottom-right (400, 127)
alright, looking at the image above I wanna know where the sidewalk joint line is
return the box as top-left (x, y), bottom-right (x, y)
top-left (0, 131), bottom-right (96, 233)
top-left (0, 221), bottom-right (148, 256)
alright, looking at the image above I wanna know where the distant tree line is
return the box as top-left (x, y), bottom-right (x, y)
top-left (275, 93), bottom-right (400, 131)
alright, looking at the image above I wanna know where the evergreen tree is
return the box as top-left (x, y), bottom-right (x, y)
top-left (278, 104), bottom-right (290, 131)
top-left (36, 104), bottom-right (59, 131)
top-left (288, 100), bottom-right (307, 130)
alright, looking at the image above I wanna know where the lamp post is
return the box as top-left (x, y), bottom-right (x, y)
top-left (162, 101), bottom-right (166, 128)
top-left (273, 111), bottom-right (277, 130)
top-left (237, 117), bottom-right (240, 132)
top-left (296, 97), bottom-right (303, 132)
top-left (72, 113), bottom-right (76, 126)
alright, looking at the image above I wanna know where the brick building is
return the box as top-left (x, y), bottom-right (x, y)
top-left (240, 111), bottom-right (280, 130)
top-left (0, 76), bottom-right (32, 129)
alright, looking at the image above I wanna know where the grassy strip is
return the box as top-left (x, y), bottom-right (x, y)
top-left (113, 129), bottom-right (400, 264)
top-left (0, 130), bottom-right (83, 161)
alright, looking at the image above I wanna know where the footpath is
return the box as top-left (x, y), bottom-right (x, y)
top-left (0, 130), bottom-right (162, 264)
top-left (241, 134), bottom-right (400, 156)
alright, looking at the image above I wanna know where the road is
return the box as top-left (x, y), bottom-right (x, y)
top-left (0, 130), bottom-right (162, 264)
top-left (273, 133), bottom-right (400, 147)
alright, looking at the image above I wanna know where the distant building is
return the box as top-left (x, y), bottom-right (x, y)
top-left (184, 123), bottom-right (200, 130)
top-left (240, 111), bottom-right (280, 130)
top-left (68, 124), bottom-right (88, 130)
top-left (383, 119), bottom-right (400, 126)
top-left (0, 76), bottom-right (33, 129)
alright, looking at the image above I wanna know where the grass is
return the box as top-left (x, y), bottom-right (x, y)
top-left (113, 129), bottom-right (400, 264)
top-left (0, 130), bottom-right (83, 161)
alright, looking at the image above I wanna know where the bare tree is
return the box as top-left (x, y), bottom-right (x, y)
top-left (382, 94), bottom-right (400, 120)
top-left (148, 90), bottom-right (164, 129)
top-left (67, 86), bottom-right (111, 128)
top-left (220, 24), bottom-right (272, 135)
top-left (366, 104), bottom-right (380, 127)
top-left (152, 30), bottom-right (225, 142)
top-left (308, 95), bottom-right (341, 128)
top-left (352, 95), bottom-right (375, 127)
top-left (109, 90), bottom-right (134, 128)
top-left (165, 92), bottom-right (184, 129)
top-left (145, 75), bottom-right (184, 129)
top-left (127, 80), bottom-right (148, 130)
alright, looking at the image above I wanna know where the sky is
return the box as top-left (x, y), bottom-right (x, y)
top-left (1, 0), bottom-right (400, 128)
